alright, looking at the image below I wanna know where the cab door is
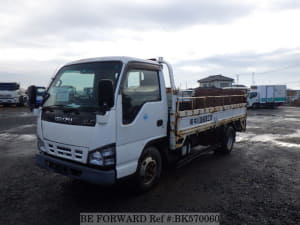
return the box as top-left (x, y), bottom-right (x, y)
top-left (116, 63), bottom-right (167, 178)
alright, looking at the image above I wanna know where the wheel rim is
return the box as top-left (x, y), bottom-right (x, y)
top-left (187, 142), bottom-right (191, 154)
top-left (140, 156), bottom-right (157, 185)
top-left (182, 141), bottom-right (191, 156)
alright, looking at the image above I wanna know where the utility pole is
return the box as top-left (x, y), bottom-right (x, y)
top-left (236, 74), bottom-right (239, 85)
top-left (252, 72), bottom-right (255, 86)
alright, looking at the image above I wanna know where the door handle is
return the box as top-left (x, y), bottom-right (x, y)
top-left (157, 119), bottom-right (163, 127)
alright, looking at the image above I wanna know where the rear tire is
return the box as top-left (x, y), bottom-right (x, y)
top-left (135, 146), bottom-right (162, 192)
top-left (220, 126), bottom-right (235, 154)
top-left (181, 139), bottom-right (192, 156)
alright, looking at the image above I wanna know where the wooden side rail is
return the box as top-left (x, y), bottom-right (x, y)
top-left (177, 95), bottom-right (247, 111)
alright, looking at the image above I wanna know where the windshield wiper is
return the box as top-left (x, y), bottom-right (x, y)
top-left (42, 104), bottom-right (68, 112)
top-left (62, 107), bottom-right (80, 114)
top-left (42, 105), bottom-right (97, 114)
top-left (79, 106), bottom-right (99, 112)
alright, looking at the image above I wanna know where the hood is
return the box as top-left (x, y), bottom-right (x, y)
top-left (42, 121), bottom-right (94, 147)
top-left (41, 110), bottom-right (116, 150)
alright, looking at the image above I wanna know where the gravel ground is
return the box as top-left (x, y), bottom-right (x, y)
top-left (0, 106), bottom-right (299, 225)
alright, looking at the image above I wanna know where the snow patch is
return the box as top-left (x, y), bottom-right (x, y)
top-left (236, 130), bottom-right (300, 149)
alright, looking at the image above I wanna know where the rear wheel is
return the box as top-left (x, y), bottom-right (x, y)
top-left (135, 146), bottom-right (162, 192)
top-left (181, 139), bottom-right (191, 156)
top-left (220, 126), bottom-right (235, 154)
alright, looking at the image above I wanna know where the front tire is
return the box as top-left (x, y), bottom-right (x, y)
top-left (17, 96), bottom-right (24, 107)
top-left (252, 103), bottom-right (259, 109)
top-left (135, 146), bottom-right (162, 192)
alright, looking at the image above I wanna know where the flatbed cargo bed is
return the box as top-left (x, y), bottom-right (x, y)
top-left (172, 94), bottom-right (247, 149)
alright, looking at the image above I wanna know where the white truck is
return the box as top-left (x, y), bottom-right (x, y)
top-left (0, 82), bottom-right (25, 106)
top-left (247, 85), bottom-right (287, 108)
top-left (29, 57), bottom-right (247, 191)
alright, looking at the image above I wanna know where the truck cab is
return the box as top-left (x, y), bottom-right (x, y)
top-left (0, 82), bottom-right (25, 106)
top-left (247, 91), bottom-right (259, 108)
top-left (33, 57), bottom-right (169, 190)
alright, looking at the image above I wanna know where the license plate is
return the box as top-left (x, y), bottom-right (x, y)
top-left (48, 161), bottom-right (68, 175)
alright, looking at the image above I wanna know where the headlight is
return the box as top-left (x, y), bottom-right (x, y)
top-left (88, 144), bottom-right (115, 168)
top-left (89, 151), bottom-right (104, 166)
top-left (37, 136), bottom-right (46, 152)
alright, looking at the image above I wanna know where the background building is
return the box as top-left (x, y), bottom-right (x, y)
top-left (197, 75), bottom-right (234, 88)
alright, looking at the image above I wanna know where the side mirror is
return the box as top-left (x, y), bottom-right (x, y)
top-left (98, 79), bottom-right (114, 110)
top-left (27, 85), bottom-right (37, 109)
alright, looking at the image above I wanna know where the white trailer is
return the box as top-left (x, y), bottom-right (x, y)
top-left (0, 82), bottom-right (25, 106)
top-left (247, 85), bottom-right (286, 108)
top-left (30, 57), bottom-right (247, 191)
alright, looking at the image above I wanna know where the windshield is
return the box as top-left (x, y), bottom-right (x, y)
top-left (248, 92), bottom-right (257, 99)
top-left (43, 61), bottom-right (123, 109)
top-left (0, 83), bottom-right (19, 91)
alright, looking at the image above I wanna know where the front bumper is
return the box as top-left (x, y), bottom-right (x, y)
top-left (36, 153), bottom-right (116, 185)
top-left (0, 98), bottom-right (17, 104)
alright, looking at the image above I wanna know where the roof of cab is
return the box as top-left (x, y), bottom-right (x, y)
top-left (64, 56), bottom-right (159, 66)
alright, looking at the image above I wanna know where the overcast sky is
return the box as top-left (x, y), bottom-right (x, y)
top-left (0, 0), bottom-right (300, 89)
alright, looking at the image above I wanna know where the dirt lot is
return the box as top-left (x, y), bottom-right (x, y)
top-left (0, 106), bottom-right (299, 225)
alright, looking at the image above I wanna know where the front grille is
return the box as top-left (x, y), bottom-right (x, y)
top-left (0, 94), bottom-right (12, 98)
top-left (45, 141), bottom-right (87, 163)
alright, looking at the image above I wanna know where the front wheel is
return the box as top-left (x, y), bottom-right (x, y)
top-left (252, 103), bottom-right (259, 109)
top-left (17, 96), bottom-right (24, 107)
top-left (135, 146), bottom-right (162, 192)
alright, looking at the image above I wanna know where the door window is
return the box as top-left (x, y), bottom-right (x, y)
top-left (121, 69), bottom-right (161, 124)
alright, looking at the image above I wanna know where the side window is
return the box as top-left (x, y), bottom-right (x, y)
top-left (250, 92), bottom-right (257, 99)
top-left (220, 82), bottom-right (229, 88)
top-left (122, 69), bottom-right (161, 124)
